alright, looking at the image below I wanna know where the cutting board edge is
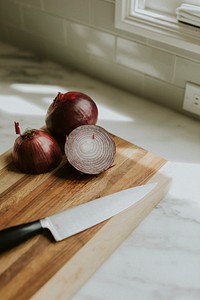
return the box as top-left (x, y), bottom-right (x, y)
top-left (31, 170), bottom-right (171, 300)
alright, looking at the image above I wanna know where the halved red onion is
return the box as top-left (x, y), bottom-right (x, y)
top-left (64, 125), bottom-right (116, 175)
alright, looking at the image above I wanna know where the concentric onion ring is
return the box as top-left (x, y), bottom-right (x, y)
top-left (64, 125), bottom-right (116, 174)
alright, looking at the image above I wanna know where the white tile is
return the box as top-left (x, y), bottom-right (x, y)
top-left (147, 38), bottom-right (200, 63)
top-left (44, 39), bottom-right (91, 75)
top-left (18, 0), bottom-right (42, 8)
top-left (0, 0), bottom-right (21, 26)
top-left (67, 22), bottom-right (115, 59)
top-left (116, 37), bottom-right (175, 82)
top-left (5, 26), bottom-right (46, 56)
top-left (143, 75), bottom-right (185, 113)
top-left (43, 0), bottom-right (90, 23)
top-left (174, 57), bottom-right (200, 88)
top-left (22, 6), bottom-right (65, 43)
top-left (90, 0), bottom-right (115, 31)
top-left (90, 56), bottom-right (144, 97)
top-left (0, 21), bottom-right (7, 41)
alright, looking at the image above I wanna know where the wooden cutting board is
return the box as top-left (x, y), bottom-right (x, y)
top-left (0, 134), bottom-right (171, 300)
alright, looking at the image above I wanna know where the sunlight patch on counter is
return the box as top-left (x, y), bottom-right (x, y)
top-left (0, 95), bottom-right (46, 115)
top-left (97, 104), bottom-right (133, 122)
top-left (0, 83), bottom-right (133, 122)
top-left (11, 83), bottom-right (66, 94)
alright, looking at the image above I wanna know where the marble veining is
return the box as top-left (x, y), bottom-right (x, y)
top-left (0, 42), bottom-right (200, 300)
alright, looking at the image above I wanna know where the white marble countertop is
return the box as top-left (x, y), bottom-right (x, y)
top-left (0, 42), bottom-right (200, 300)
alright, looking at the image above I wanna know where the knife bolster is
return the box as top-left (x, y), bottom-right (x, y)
top-left (40, 217), bottom-right (62, 241)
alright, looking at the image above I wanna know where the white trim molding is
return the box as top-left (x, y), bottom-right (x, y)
top-left (115, 0), bottom-right (200, 54)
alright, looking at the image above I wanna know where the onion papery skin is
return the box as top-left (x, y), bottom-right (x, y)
top-left (45, 91), bottom-right (98, 142)
top-left (12, 129), bottom-right (62, 174)
top-left (64, 125), bottom-right (116, 175)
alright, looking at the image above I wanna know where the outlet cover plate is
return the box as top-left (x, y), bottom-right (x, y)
top-left (183, 82), bottom-right (200, 116)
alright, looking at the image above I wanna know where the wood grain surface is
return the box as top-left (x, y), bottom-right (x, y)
top-left (0, 135), bottom-right (170, 300)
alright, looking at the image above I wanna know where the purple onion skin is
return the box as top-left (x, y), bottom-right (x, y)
top-left (12, 129), bottom-right (62, 174)
top-left (45, 92), bottom-right (98, 142)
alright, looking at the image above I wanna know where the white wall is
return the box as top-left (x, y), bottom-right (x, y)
top-left (0, 0), bottom-right (200, 119)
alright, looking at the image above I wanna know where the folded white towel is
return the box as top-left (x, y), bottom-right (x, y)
top-left (176, 3), bottom-right (200, 27)
top-left (177, 15), bottom-right (200, 27)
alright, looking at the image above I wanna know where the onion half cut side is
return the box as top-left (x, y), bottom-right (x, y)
top-left (64, 125), bottom-right (116, 175)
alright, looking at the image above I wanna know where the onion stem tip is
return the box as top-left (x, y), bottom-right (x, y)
top-left (14, 121), bottom-right (21, 135)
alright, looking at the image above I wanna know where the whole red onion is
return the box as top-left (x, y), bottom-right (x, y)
top-left (45, 91), bottom-right (98, 142)
top-left (12, 122), bottom-right (62, 174)
top-left (65, 125), bottom-right (116, 175)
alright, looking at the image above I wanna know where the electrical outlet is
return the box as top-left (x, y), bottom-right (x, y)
top-left (193, 94), bottom-right (200, 108)
top-left (183, 82), bottom-right (200, 116)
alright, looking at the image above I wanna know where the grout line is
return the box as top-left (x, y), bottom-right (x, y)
top-left (63, 20), bottom-right (68, 45)
top-left (171, 55), bottom-right (177, 84)
top-left (40, 0), bottom-right (44, 11)
top-left (19, 3), bottom-right (24, 30)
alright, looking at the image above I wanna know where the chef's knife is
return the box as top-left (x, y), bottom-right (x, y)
top-left (0, 182), bottom-right (157, 252)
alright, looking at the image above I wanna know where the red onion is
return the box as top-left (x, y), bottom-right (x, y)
top-left (64, 125), bottom-right (116, 175)
top-left (45, 91), bottom-right (98, 142)
top-left (12, 122), bottom-right (62, 174)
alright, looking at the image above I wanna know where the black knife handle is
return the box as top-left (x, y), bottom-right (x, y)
top-left (0, 221), bottom-right (43, 253)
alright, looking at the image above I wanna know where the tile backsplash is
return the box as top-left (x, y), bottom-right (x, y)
top-left (0, 0), bottom-right (200, 119)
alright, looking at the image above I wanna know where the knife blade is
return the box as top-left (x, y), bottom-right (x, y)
top-left (0, 182), bottom-right (157, 252)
